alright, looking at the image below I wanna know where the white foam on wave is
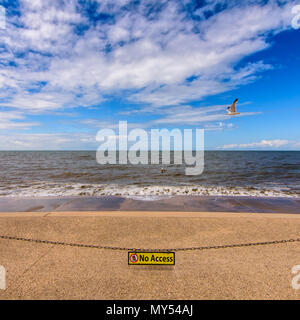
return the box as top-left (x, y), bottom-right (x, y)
top-left (0, 182), bottom-right (299, 199)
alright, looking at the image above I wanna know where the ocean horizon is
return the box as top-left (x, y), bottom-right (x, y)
top-left (1, 150), bottom-right (299, 200)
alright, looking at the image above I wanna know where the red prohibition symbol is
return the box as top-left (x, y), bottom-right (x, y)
top-left (130, 253), bottom-right (139, 263)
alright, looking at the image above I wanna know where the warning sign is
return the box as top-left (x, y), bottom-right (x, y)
top-left (128, 252), bottom-right (175, 265)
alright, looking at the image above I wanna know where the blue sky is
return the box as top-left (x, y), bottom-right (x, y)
top-left (0, 0), bottom-right (300, 150)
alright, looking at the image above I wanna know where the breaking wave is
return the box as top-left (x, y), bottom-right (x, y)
top-left (0, 182), bottom-right (298, 200)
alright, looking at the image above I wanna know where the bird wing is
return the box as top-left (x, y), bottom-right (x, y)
top-left (230, 98), bottom-right (238, 113)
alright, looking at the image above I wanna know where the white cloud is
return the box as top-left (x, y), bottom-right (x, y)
top-left (0, 0), bottom-right (298, 138)
top-left (220, 139), bottom-right (296, 149)
top-left (204, 122), bottom-right (234, 131)
top-left (0, 133), bottom-right (97, 150)
top-left (0, 111), bottom-right (39, 130)
top-left (80, 119), bottom-right (150, 130)
top-left (149, 104), bottom-right (260, 125)
top-left (0, 0), bottom-right (297, 114)
top-left (83, 103), bottom-right (259, 129)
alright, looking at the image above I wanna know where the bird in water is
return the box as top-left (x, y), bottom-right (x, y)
top-left (161, 168), bottom-right (166, 174)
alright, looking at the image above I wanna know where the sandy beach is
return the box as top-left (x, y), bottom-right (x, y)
top-left (0, 210), bottom-right (300, 300)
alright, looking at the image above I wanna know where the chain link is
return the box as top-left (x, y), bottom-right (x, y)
top-left (0, 234), bottom-right (300, 252)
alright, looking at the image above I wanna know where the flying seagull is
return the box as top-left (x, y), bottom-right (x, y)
top-left (226, 98), bottom-right (240, 115)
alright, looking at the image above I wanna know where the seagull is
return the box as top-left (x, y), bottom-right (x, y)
top-left (226, 98), bottom-right (240, 115)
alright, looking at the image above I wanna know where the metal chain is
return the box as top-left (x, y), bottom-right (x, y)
top-left (0, 234), bottom-right (300, 252)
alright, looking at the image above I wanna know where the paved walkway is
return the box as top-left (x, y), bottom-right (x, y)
top-left (0, 211), bottom-right (300, 299)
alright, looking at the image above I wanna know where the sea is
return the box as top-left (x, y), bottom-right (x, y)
top-left (0, 151), bottom-right (299, 200)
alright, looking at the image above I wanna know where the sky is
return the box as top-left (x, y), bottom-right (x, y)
top-left (0, 0), bottom-right (300, 150)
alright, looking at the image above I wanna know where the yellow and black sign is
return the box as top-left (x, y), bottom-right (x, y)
top-left (128, 252), bottom-right (175, 265)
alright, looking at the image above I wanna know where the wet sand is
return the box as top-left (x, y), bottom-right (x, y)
top-left (0, 195), bottom-right (300, 213)
top-left (0, 210), bottom-right (300, 299)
